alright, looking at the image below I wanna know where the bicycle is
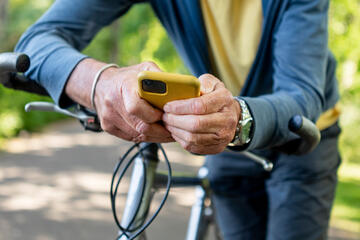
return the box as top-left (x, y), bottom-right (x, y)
top-left (0, 52), bottom-right (321, 240)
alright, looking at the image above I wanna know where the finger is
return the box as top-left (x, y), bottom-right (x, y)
top-left (107, 117), bottom-right (173, 143)
top-left (102, 105), bottom-right (172, 141)
top-left (99, 106), bottom-right (139, 137)
top-left (122, 85), bottom-right (163, 123)
top-left (171, 134), bottom-right (225, 155)
top-left (110, 127), bottom-right (137, 141)
top-left (120, 100), bottom-right (171, 137)
top-left (110, 122), bottom-right (174, 143)
top-left (109, 128), bottom-right (173, 143)
top-left (139, 136), bottom-right (175, 143)
top-left (118, 90), bottom-right (172, 139)
top-left (165, 125), bottom-right (227, 146)
top-left (163, 113), bottom-right (225, 133)
top-left (102, 121), bottom-right (136, 142)
top-left (163, 88), bottom-right (232, 115)
top-left (131, 120), bottom-right (173, 138)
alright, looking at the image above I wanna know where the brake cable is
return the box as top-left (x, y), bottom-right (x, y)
top-left (110, 143), bottom-right (172, 240)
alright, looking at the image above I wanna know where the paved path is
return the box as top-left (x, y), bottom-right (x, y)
top-left (0, 120), bottom-right (359, 240)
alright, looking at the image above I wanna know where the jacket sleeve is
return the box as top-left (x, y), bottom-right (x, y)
top-left (15, 0), bottom-right (134, 107)
top-left (243, 0), bottom-right (330, 150)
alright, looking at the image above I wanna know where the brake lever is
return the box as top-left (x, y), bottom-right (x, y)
top-left (240, 151), bottom-right (273, 172)
top-left (25, 102), bottom-right (102, 132)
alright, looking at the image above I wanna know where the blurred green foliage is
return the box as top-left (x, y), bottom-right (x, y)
top-left (1, 1), bottom-right (186, 139)
top-left (330, 0), bottom-right (360, 165)
top-left (1, 0), bottom-right (360, 233)
top-left (329, 1), bottom-right (360, 232)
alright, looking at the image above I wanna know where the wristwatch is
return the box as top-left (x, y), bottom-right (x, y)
top-left (228, 97), bottom-right (254, 148)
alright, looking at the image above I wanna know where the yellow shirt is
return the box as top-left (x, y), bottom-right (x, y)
top-left (200, 0), bottom-right (263, 96)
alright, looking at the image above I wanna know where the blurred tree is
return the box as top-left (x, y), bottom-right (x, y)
top-left (110, 20), bottom-right (120, 63)
top-left (0, 0), bottom-right (8, 47)
top-left (329, 0), bottom-right (360, 164)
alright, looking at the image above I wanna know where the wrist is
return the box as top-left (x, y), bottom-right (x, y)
top-left (65, 58), bottom-right (115, 108)
top-left (92, 64), bottom-right (120, 111)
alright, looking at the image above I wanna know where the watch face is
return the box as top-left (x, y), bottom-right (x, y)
top-left (228, 98), bottom-right (253, 147)
top-left (241, 118), bottom-right (253, 144)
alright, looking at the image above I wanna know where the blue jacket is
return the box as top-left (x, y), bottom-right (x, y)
top-left (15, 0), bottom-right (339, 151)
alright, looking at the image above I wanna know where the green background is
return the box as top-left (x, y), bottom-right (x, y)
top-left (1, 0), bottom-right (359, 233)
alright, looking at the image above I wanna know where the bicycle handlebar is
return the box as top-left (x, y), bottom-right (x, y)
top-left (0, 52), bottom-right (49, 96)
top-left (283, 115), bottom-right (321, 155)
top-left (0, 52), bottom-right (30, 73)
top-left (0, 52), bottom-right (321, 156)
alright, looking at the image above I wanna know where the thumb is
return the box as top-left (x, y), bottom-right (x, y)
top-left (198, 74), bottom-right (221, 95)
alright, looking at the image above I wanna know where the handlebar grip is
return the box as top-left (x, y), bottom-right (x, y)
top-left (0, 52), bottom-right (30, 73)
top-left (0, 53), bottom-right (49, 96)
top-left (277, 115), bottom-right (321, 155)
top-left (288, 115), bottom-right (321, 155)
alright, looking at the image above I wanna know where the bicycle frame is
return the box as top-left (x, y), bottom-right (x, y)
top-left (118, 143), bottom-right (220, 240)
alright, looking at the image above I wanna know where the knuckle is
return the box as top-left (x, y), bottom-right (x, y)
top-left (184, 142), bottom-right (193, 152)
top-left (135, 121), bottom-right (150, 134)
top-left (104, 96), bottom-right (113, 109)
top-left (126, 102), bottom-right (140, 116)
top-left (191, 118), bottom-right (202, 132)
top-left (122, 135), bottom-right (133, 142)
top-left (211, 134), bottom-right (223, 143)
top-left (142, 61), bottom-right (158, 70)
top-left (217, 129), bottom-right (228, 140)
top-left (217, 81), bottom-right (226, 89)
top-left (224, 92), bottom-right (233, 102)
top-left (225, 132), bottom-right (234, 142)
top-left (192, 99), bottom-right (206, 114)
top-left (101, 124), bottom-right (110, 133)
top-left (185, 133), bottom-right (197, 145)
top-left (132, 134), bottom-right (146, 143)
top-left (101, 121), bottom-right (113, 133)
top-left (199, 73), bottom-right (213, 80)
top-left (101, 112), bottom-right (114, 126)
top-left (228, 116), bottom-right (238, 129)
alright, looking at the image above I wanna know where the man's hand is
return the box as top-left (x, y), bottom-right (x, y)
top-left (66, 59), bottom-right (173, 143)
top-left (162, 74), bottom-right (241, 154)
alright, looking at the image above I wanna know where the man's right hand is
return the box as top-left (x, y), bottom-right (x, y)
top-left (65, 59), bottom-right (174, 143)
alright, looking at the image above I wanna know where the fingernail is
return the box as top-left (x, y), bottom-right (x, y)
top-left (163, 103), bottom-right (170, 112)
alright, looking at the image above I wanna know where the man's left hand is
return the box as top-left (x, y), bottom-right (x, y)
top-left (162, 74), bottom-right (241, 155)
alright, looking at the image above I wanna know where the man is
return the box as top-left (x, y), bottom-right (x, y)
top-left (15, 0), bottom-right (341, 239)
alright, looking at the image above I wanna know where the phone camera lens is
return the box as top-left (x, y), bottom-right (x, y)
top-left (144, 80), bottom-right (153, 86)
top-left (142, 79), bottom-right (166, 94)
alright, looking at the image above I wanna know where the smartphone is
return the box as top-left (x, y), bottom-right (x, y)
top-left (138, 71), bottom-right (200, 109)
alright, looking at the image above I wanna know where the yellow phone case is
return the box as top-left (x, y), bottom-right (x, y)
top-left (138, 71), bottom-right (200, 109)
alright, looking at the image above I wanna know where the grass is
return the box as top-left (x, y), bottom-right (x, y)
top-left (329, 92), bottom-right (360, 234)
top-left (331, 160), bottom-right (360, 233)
